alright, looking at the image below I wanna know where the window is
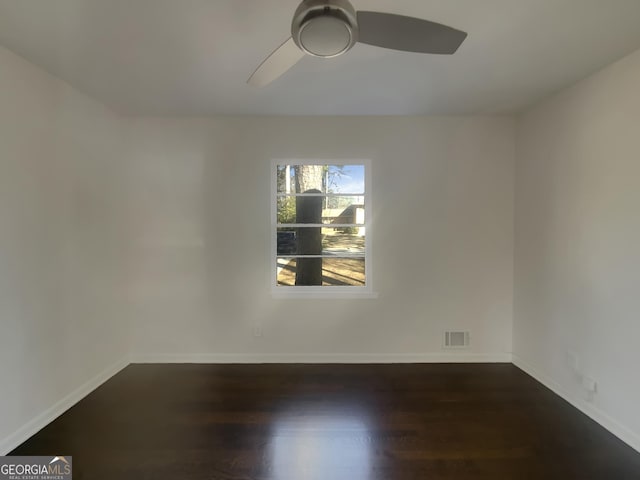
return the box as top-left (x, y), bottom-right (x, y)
top-left (271, 160), bottom-right (375, 298)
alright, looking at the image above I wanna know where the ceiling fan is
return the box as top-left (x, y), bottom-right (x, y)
top-left (247, 0), bottom-right (467, 87)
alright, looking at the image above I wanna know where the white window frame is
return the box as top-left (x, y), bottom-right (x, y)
top-left (271, 159), bottom-right (377, 299)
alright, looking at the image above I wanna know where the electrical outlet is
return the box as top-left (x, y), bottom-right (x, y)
top-left (582, 376), bottom-right (597, 393)
top-left (252, 324), bottom-right (263, 337)
top-left (583, 376), bottom-right (597, 402)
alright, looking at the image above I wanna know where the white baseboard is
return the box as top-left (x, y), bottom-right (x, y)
top-left (512, 354), bottom-right (640, 454)
top-left (129, 352), bottom-right (512, 364)
top-left (0, 357), bottom-right (130, 456)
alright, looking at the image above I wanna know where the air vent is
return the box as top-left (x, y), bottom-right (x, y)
top-left (444, 331), bottom-right (470, 348)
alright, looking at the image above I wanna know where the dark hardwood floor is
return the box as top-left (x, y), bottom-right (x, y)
top-left (10, 363), bottom-right (640, 479)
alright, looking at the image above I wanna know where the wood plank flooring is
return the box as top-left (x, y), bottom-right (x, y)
top-left (10, 363), bottom-right (640, 479)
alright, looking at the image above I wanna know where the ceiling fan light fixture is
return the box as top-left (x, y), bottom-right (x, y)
top-left (292, 0), bottom-right (358, 58)
top-left (248, 0), bottom-right (467, 87)
top-left (299, 15), bottom-right (352, 57)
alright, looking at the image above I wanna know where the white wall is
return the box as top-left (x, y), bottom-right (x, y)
top-left (0, 46), bottom-right (129, 453)
top-left (514, 48), bottom-right (640, 450)
top-left (125, 116), bottom-right (515, 362)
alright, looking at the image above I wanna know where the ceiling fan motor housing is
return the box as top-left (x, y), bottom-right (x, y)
top-left (292, 0), bottom-right (359, 57)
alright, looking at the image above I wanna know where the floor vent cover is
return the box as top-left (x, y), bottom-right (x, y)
top-left (444, 331), bottom-right (470, 348)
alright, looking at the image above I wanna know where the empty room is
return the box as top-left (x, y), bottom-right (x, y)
top-left (1, 0), bottom-right (639, 478)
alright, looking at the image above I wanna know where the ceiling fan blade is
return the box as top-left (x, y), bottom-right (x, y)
top-left (357, 11), bottom-right (467, 54)
top-left (247, 37), bottom-right (305, 87)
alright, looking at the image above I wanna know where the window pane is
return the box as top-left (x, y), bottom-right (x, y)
top-left (277, 196), bottom-right (365, 224)
top-left (277, 164), bottom-right (365, 194)
top-left (277, 228), bottom-right (365, 255)
top-left (277, 257), bottom-right (365, 286)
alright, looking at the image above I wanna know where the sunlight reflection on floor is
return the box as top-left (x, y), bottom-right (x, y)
top-left (267, 410), bottom-right (372, 480)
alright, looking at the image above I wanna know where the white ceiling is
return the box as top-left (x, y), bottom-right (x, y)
top-left (1, 0), bottom-right (640, 116)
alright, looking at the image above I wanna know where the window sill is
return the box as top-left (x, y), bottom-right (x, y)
top-left (271, 288), bottom-right (379, 300)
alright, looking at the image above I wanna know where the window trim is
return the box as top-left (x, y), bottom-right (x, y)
top-left (270, 159), bottom-right (377, 299)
